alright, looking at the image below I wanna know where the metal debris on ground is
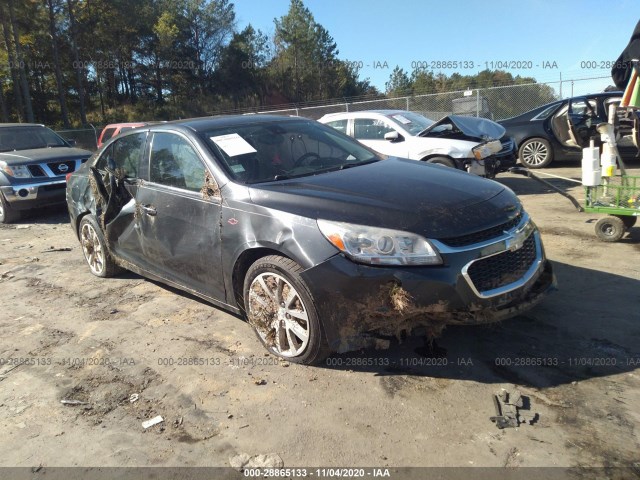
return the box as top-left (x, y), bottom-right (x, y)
top-left (490, 389), bottom-right (538, 429)
top-left (41, 247), bottom-right (73, 253)
top-left (141, 415), bottom-right (164, 429)
top-left (129, 393), bottom-right (139, 403)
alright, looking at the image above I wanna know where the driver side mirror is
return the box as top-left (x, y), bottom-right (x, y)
top-left (384, 131), bottom-right (402, 142)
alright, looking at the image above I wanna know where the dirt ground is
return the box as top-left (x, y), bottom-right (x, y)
top-left (0, 164), bottom-right (639, 476)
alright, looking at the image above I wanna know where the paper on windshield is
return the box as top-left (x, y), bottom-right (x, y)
top-left (210, 133), bottom-right (257, 157)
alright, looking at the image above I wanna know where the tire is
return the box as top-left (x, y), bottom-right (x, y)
top-left (79, 216), bottom-right (121, 277)
top-left (620, 215), bottom-right (637, 230)
top-left (243, 255), bottom-right (329, 365)
top-left (425, 156), bottom-right (456, 168)
top-left (519, 138), bottom-right (553, 169)
top-left (0, 193), bottom-right (20, 224)
top-left (595, 216), bottom-right (625, 242)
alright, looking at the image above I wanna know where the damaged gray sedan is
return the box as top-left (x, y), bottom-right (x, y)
top-left (66, 115), bottom-right (554, 364)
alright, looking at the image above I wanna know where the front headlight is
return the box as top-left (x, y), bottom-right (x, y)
top-left (472, 140), bottom-right (502, 160)
top-left (317, 219), bottom-right (442, 266)
top-left (0, 161), bottom-right (32, 178)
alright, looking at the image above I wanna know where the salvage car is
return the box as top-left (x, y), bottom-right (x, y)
top-left (67, 115), bottom-right (554, 364)
top-left (318, 110), bottom-right (517, 177)
top-left (499, 91), bottom-right (639, 168)
top-left (0, 123), bottom-right (92, 223)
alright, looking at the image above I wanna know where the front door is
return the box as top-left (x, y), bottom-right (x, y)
top-left (352, 118), bottom-right (408, 157)
top-left (134, 131), bottom-right (225, 301)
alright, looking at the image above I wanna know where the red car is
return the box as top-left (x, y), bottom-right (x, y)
top-left (97, 122), bottom-right (146, 149)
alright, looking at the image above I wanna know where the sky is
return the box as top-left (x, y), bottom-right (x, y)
top-left (233, 0), bottom-right (639, 95)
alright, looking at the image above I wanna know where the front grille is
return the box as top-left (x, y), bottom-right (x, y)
top-left (27, 165), bottom-right (46, 177)
top-left (466, 233), bottom-right (537, 293)
top-left (47, 161), bottom-right (76, 176)
top-left (439, 213), bottom-right (522, 248)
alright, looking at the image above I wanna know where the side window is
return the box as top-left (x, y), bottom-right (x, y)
top-left (95, 143), bottom-right (113, 171)
top-left (353, 118), bottom-right (394, 140)
top-left (326, 119), bottom-right (348, 134)
top-left (94, 133), bottom-right (144, 177)
top-left (113, 133), bottom-right (145, 177)
top-left (149, 132), bottom-right (211, 193)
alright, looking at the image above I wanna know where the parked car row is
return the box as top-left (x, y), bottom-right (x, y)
top-left (499, 91), bottom-right (640, 168)
top-left (65, 115), bottom-right (555, 364)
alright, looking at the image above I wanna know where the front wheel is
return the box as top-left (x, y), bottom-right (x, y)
top-left (519, 138), bottom-right (553, 169)
top-left (243, 255), bottom-right (329, 364)
top-left (595, 216), bottom-right (625, 242)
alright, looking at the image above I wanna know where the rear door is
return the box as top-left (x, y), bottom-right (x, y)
top-left (134, 131), bottom-right (225, 301)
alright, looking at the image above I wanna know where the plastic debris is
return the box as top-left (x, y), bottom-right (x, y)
top-left (129, 393), bottom-right (139, 403)
top-left (142, 415), bottom-right (164, 429)
top-left (61, 399), bottom-right (89, 406)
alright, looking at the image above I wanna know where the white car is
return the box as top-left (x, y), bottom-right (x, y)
top-left (318, 110), bottom-right (517, 177)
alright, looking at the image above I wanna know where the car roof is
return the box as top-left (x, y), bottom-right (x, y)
top-left (145, 114), bottom-right (309, 133)
top-left (103, 122), bottom-right (148, 128)
top-left (319, 110), bottom-right (408, 120)
top-left (0, 123), bottom-right (47, 128)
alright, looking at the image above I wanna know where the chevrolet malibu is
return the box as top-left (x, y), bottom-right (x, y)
top-left (66, 115), bottom-right (554, 364)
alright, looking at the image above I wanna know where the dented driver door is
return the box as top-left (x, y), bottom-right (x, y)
top-left (133, 131), bottom-right (225, 301)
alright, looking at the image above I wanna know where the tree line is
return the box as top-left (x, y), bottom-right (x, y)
top-left (0, 0), bottom-right (556, 128)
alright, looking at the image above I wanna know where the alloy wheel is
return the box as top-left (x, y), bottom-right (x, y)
top-left (247, 272), bottom-right (310, 357)
top-left (81, 222), bottom-right (105, 275)
top-left (521, 140), bottom-right (549, 167)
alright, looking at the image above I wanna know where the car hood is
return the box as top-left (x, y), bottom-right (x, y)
top-left (419, 115), bottom-right (506, 141)
top-left (0, 147), bottom-right (92, 165)
top-left (248, 158), bottom-right (521, 239)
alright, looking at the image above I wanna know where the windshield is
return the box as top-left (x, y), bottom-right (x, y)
top-left (386, 111), bottom-right (434, 135)
top-left (200, 119), bottom-right (380, 184)
top-left (0, 126), bottom-right (68, 152)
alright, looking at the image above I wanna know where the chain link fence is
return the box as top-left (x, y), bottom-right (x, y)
top-left (52, 75), bottom-right (612, 149)
top-left (253, 75), bottom-right (612, 121)
top-left (55, 126), bottom-right (99, 151)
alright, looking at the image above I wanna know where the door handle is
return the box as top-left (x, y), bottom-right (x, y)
top-left (141, 204), bottom-right (157, 216)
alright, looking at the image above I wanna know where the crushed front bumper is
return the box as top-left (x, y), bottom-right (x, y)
top-left (300, 216), bottom-right (555, 353)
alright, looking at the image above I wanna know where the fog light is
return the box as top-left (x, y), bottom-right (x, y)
top-left (18, 189), bottom-right (29, 198)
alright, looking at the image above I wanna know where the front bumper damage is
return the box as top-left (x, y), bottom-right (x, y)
top-left (301, 217), bottom-right (555, 354)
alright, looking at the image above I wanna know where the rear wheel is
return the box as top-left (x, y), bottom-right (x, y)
top-left (595, 216), bottom-right (625, 242)
top-left (243, 255), bottom-right (329, 364)
top-left (519, 138), bottom-right (553, 168)
top-left (0, 194), bottom-right (20, 224)
top-left (425, 156), bottom-right (456, 168)
top-left (79, 216), bottom-right (121, 277)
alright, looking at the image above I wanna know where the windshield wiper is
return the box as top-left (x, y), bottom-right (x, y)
top-left (338, 159), bottom-right (378, 170)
